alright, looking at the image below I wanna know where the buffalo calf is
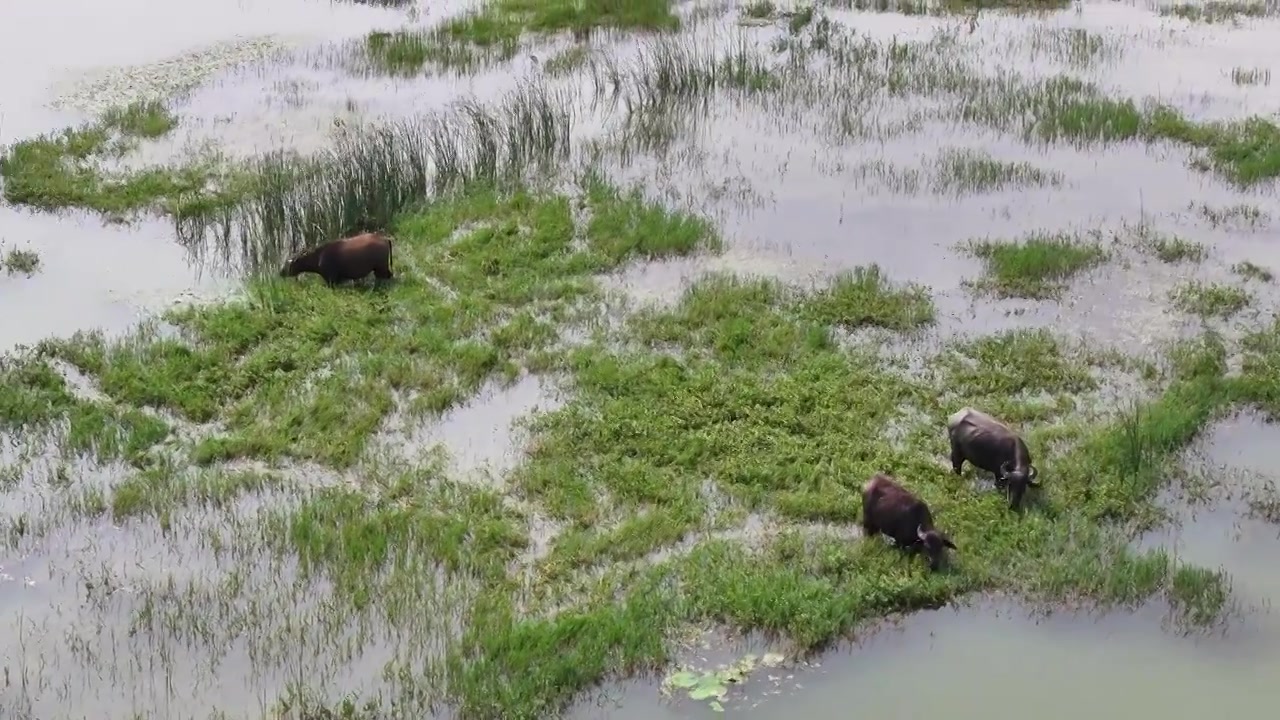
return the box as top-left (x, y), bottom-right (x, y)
top-left (861, 473), bottom-right (957, 571)
top-left (947, 406), bottom-right (1040, 511)
top-left (280, 231), bottom-right (394, 287)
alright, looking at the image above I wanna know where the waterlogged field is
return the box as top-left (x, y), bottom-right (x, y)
top-left (4, 0), bottom-right (1280, 718)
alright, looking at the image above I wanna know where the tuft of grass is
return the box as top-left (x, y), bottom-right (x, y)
top-left (363, 27), bottom-right (518, 75)
top-left (1232, 260), bottom-right (1273, 283)
top-left (1134, 229), bottom-right (1207, 264)
top-left (744, 0), bottom-right (776, 18)
top-left (963, 232), bottom-right (1108, 299)
top-left (441, 0), bottom-right (681, 48)
top-left (1194, 201), bottom-right (1268, 229)
top-left (2, 247), bottom-right (41, 276)
top-left (931, 148), bottom-right (1063, 195)
top-left (1161, 1), bottom-right (1275, 23)
top-left (1168, 565), bottom-right (1233, 627)
top-left (1169, 281), bottom-right (1252, 319)
top-left (542, 44), bottom-right (592, 76)
top-left (805, 265), bottom-right (936, 332)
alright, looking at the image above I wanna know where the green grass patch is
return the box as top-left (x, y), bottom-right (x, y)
top-left (36, 179), bottom-right (718, 470)
top-left (1169, 281), bottom-right (1252, 320)
top-left (0, 355), bottom-right (170, 466)
top-left (0, 99), bottom-right (250, 219)
top-left (1134, 229), bottom-right (1207, 264)
top-left (363, 27), bottom-right (519, 75)
top-left (441, 0), bottom-right (681, 48)
top-left (962, 232), bottom-right (1108, 299)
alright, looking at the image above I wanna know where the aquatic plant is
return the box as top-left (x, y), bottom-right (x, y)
top-left (962, 231), bottom-right (1108, 300)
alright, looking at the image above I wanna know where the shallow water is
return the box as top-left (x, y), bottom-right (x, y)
top-left (4, 0), bottom-right (1280, 716)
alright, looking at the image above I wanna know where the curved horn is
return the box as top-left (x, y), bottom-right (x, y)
top-left (1027, 464), bottom-right (1040, 486)
top-left (917, 524), bottom-right (927, 541)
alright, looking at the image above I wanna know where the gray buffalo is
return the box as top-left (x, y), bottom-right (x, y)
top-left (947, 406), bottom-right (1040, 510)
top-left (861, 473), bottom-right (957, 571)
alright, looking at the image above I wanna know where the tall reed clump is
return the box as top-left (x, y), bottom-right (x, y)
top-left (183, 83), bottom-right (575, 275)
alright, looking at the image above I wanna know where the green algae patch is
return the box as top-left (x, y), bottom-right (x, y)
top-left (0, 99), bottom-right (248, 220)
top-left (36, 180), bottom-right (718, 470)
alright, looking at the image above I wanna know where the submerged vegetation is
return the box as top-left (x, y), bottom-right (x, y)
top-left (7, 1), bottom-right (1280, 718)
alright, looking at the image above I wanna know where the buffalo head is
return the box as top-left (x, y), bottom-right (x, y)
top-left (917, 524), bottom-right (958, 571)
top-left (999, 461), bottom-right (1040, 510)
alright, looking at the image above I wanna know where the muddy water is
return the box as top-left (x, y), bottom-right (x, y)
top-left (4, 0), bottom-right (1280, 717)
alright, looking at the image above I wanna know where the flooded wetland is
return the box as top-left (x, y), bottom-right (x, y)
top-left (5, 0), bottom-right (1280, 717)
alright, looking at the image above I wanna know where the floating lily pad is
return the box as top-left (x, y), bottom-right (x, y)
top-left (710, 700), bottom-right (725, 712)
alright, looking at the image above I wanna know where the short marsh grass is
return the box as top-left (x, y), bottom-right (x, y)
top-left (1169, 281), bottom-right (1252, 320)
top-left (963, 232), bottom-right (1108, 299)
top-left (2, 247), bottom-right (41, 276)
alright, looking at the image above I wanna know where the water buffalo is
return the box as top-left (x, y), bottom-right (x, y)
top-left (861, 473), bottom-right (957, 571)
top-left (280, 231), bottom-right (394, 286)
top-left (947, 406), bottom-right (1040, 510)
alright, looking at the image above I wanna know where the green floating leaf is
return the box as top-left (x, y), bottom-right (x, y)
top-left (667, 671), bottom-right (700, 689)
top-left (710, 700), bottom-right (726, 712)
top-left (689, 682), bottom-right (727, 701)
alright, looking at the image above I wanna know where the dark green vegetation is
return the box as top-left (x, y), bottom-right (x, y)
top-left (0, 99), bottom-right (247, 220)
top-left (962, 232), bottom-right (1107, 299)
top-left (2, 247), bottom-right (41, 276)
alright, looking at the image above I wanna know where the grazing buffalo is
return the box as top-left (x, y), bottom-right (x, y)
top-left (947, 406), bottom-right (1040, 510)
top-left (280, 231), bottom-right (394, 286)
top-left (861, 473), bottom-right (957, 571)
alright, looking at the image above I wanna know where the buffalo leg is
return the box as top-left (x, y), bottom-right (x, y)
top-left (949, 441), bottom-right (965, 475)
top-left (373, 262), bottom-right (393, 281)
top-left (861, 519), bottom-right (879, 538)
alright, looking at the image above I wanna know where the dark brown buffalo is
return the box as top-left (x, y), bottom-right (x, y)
top-left (947, 406), bottom-right (1040, 511)
top-left (861, 473), bottom-right (957, 571)
top-left (279, 232), bottom-right (394, 286)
